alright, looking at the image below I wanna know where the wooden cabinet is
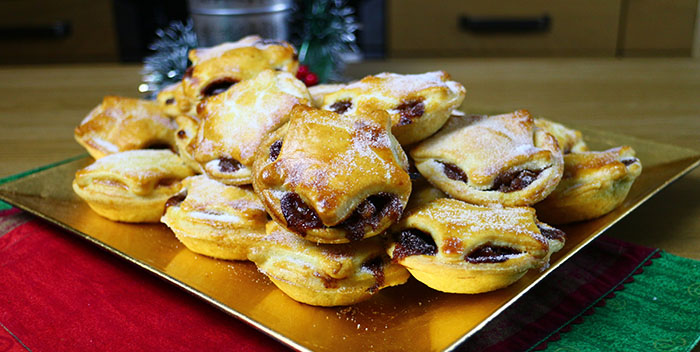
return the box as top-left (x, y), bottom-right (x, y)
top-left (0, 0), bottom-right (119, 64)
top-left (387, 0), bottom-right (698, 57)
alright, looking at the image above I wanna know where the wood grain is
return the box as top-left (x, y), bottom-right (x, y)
top-left (0, 59), bottom-right (698, 259)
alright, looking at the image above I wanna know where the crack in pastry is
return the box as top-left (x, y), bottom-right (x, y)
top-left (386, 198), bottom-right (565, 294)
top-left (317, 71), bottom-right (466, 145)
top-left (535, 146), bottom-right (642, 224)
top-left (411, 110), bottom-right (564, 206)
top-left (252, 105), bottom-right (412, 244)
top-left (72, 150), bottom-right (194, 223)
top-left (189, 69), bottom-right (311, 185)
top-left (161, 175), bottom-right (268, 260)
top-left (247, 221), bottom-right (410, 306)
top-left (182, 35), bottom-right (299, 105)
top-left (534, 118), bottom-right (588, 154)
top-left (75, 96), bottom-right (178, 160)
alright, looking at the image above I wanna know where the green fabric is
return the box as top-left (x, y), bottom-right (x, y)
top-left (0, 154), bottom-right (88, 210)
top-left (542, 251), bottom-right (700, 352)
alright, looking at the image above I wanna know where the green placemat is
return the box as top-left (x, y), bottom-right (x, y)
top-left (0, 154), bottom-right (88, 211)
top-left (542, 251), bottom-right (700, 352)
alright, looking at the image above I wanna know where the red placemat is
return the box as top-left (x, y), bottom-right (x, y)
top-left (0, 208), bottom-right (658, 351)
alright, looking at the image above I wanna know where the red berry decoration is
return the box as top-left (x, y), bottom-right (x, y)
top-left (296, 65), bottom-right (310, 80)
top-left (303, 72), bottom-right (319, 86)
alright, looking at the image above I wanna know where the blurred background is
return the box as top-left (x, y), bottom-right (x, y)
top-left (1, 0), bottom-right (698, 66)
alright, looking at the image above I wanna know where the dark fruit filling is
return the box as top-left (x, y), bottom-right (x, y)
top-left (490, 169), bottom-right (542, 193)
top-left (164, 191), bottom-right (187, 211)
top-left (437, 161), bottom-right (468, 183)
top-left (466, 244), bottom-right (521, 264)
top-left (269, 140), bottom-right (283, 161)
top-left (219, 157), bottom-right (243, 173)
top-left (280, 192), bottom-right (323, 234)
top-left (184, 66), bottom-right (193, 79)
top-left (392, 228), bottom-right (437, 261)
top-left (280, 192), bottom-right (401, 239)
top-left (620, 158), bottom-right (637, 166)
top-left (537, 224), bottom-right (566, 241)
top-left (362, 256), bottom-right (386, 293)
top-left (165, 98), bottom-right (175, 105)
top-left (145, 142), bottom-right (171, 150)
top-left (396, 99), bottom-right (425, 126)
top-left (330, 99), bottom-right (352, 114)
top-left (201, 78), bottom-right (239, 97)
top-left (177, 130), bottom-right (187, 139)
top-left (339, 193), bottom-right (402, 241)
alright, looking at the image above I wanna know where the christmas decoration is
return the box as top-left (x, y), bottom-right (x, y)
top-left (291, 0), bottom-right (360, 83)
top-left (140, 20), bottom-right (198, 98)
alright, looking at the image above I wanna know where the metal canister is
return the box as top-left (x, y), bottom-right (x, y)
top-left (188, 0), bottom-right (293, 46)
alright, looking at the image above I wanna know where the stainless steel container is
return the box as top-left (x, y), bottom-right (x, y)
top-left (188, 0), bottom-right (293, 46)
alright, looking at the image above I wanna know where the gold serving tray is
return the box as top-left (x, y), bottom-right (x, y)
top-left (1, 129), bottom-right (698, 352)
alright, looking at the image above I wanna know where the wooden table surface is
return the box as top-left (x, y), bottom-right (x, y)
top-left (0, 58), bottom-right (698, 259)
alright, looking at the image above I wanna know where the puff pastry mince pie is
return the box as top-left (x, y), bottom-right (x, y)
top-left (189, 69), bottom-right (311, 185)
top-left (161, 175), bottom-right (268, 260)
top-left (534, 118), bottom-right (588, 154)
top-left (252, 105), bottom-right (412, 244)
top-left (387, 198), bottom-right (563, 294)
top-left (411, 110), bottom-right (564, 206)
top-left (535, 146), bottom-right (642, 224)
top-left (308, 83), bottom-right (345, 107)
top-left (247, 221), bottom-right (410, 306)
top-left (72, 150), bottom-right (194, 223)
top-left (173, 115), bottom-right (203, 173)
top-left (318, 71), bottom-right (466, 145)
top-left (182, 35), bottom-right (298, 103)
top-left (75, 96), bottom-right (177, 159)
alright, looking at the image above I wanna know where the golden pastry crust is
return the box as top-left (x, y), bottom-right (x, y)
top-left (411, 110), bottom-right (564, 206)
top-left (252, 105), bottom-right (412, 244)
top-left (173, 115), bottom-right (203, 173)
top-left (161, 175), bottom-right (268, 260)
top-left (189, 70), bottom-right (311, 185)
top-left (72, 150), bottom-right (194, 222)
top-left (248, 221), bottom-right (410, 306)
top-left (182, 35), bottom-right (298, 103)
top-left (387, 198), bottom-right (563, 294)
top-left (75, 96), bottom-right (177, 159)
top-left (534, 118), bottom-right (588, 154)
top-left (157, 82), bottom-right (194, 117)
top-left (319, 71), bottom-right (466, 145)
top-left (535, 146), bottom-right (642, 224)
top-left (308, 83), bottom-right (346, 107)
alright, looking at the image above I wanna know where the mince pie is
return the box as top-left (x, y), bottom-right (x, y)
top-left (252, 105), bottom-right (412, 243)
top-left (248, 221), bottom-right (410, 306)
top-left (411, 110), bottom-right (564, 206)
top-left (72, 150), bottom-right (194, 222)
top-left (318, 71), bottom-right (466, 145)
top-left (387, 198), bottom-right (562, 294)
top-left (535, 146), bottom-right (642, 224)
top-left (75, 96), bottom-right (177, 159)
top-left (190, 69), bottom-right (310, 185)
top-left (161, 175), bottom-right (268, 260)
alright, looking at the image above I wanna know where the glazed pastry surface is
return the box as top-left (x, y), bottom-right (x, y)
top-left (161, 175), bottom-right (268, 260)
top-left (248, 221), bottom-right (409, 306)
top-left (387, 198), bottom-right (562, 293)
top-left (318, 71), bottom-right (466, 145)
top-left (75, 96), bottom-right (177, 159)
top-left (72, 150), bottom-right (194, 222)
top-left (190, 69), bottom-right (310, 185)
top-left (253, 105), bottom-right (412, 243)
top-left (535, 146), bottom-right (642, 224)
top-left (411, 110), bottom-right (564, 206)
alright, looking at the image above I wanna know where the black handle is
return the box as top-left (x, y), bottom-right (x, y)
top-left (0, 21), bottom-right (72, 40)
top-left (459, 14), bottom-right (550, 34)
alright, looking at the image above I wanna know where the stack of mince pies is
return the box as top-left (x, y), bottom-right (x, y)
top-left (71, 35), bottom-right (642, 306)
